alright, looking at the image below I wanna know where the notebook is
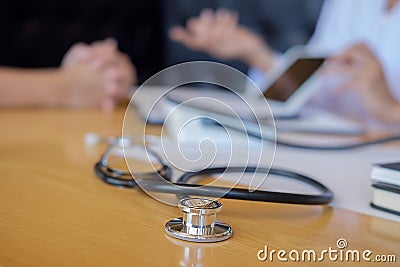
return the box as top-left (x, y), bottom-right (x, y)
top-left (371, 162), bottom-right (400, 216)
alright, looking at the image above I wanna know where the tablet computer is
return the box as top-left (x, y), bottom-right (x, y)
top-left (166, 48), bottom-right (326, 119)
top-left (258, 53), bottom-right (325, 117)
top-left (263, 57), bottom-right (324, 101)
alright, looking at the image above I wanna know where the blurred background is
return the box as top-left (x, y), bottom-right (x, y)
top-left (0, 0), bottom-right (323, 84)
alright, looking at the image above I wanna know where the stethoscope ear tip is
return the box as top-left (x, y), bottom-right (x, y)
top-left (84, 132), bottom-right (119, 147)
top-left (84, 132), bottom-right (102, 146)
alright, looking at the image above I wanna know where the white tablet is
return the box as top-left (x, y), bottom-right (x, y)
top-left (166, 50), bottom-right (326, 119)
top-left (256, 48), bottom-right (326, 116)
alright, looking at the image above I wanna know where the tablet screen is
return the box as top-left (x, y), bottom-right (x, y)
top-left (263, 58), bottom-right (325, 102)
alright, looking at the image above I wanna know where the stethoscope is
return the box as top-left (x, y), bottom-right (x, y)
top-left (91, 134), bottom-right (334, 242)
top-left (93, 136), bottom-right (334, 205)
top-left (90, 129), bottom-right (400, 242)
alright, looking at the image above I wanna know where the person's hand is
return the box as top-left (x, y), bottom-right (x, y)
top-left (60, 38), bottom-right (136, 110)
top-left (322, 43), bottom-right (400, 122)
top-left (169, 8), bottom-right (275, 72)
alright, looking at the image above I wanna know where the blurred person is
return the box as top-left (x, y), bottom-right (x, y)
top-left (169, 0), bottom-right (400, 124)
top-left (170, 8), bottom-right (275, 73)
top-left (322, 43), bottom-right (400, 123)
top-left (0, 38), bottom-right (136, 111)
top-left (161, 0), bottom-right (323, 75)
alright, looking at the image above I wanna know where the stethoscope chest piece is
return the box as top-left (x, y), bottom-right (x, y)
top-left (165, 198), bottom-right (232, 243)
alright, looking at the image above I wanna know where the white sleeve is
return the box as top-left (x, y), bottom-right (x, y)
top-left (247, 67), bottom-right (268, 90)
top-left (307, 0), bottom-right (344, 53)
top-left (246, 51), bottom-right (283, 93)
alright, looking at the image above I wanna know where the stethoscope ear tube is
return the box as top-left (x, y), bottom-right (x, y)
top-left (141, 182), bottom-right (333, 205)
top-left (95, 161), bottom-right (334, 205)
top-left (175, 167), bottom-right (333, 205)
top-left (94, 162), bottom-right (138, 188)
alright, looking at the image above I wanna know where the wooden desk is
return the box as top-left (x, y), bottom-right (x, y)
top-left (0, 108), bottom-right (398, 267)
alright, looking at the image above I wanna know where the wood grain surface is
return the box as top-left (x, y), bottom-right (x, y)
top-left (0, 108), bottom-right (398, 267)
